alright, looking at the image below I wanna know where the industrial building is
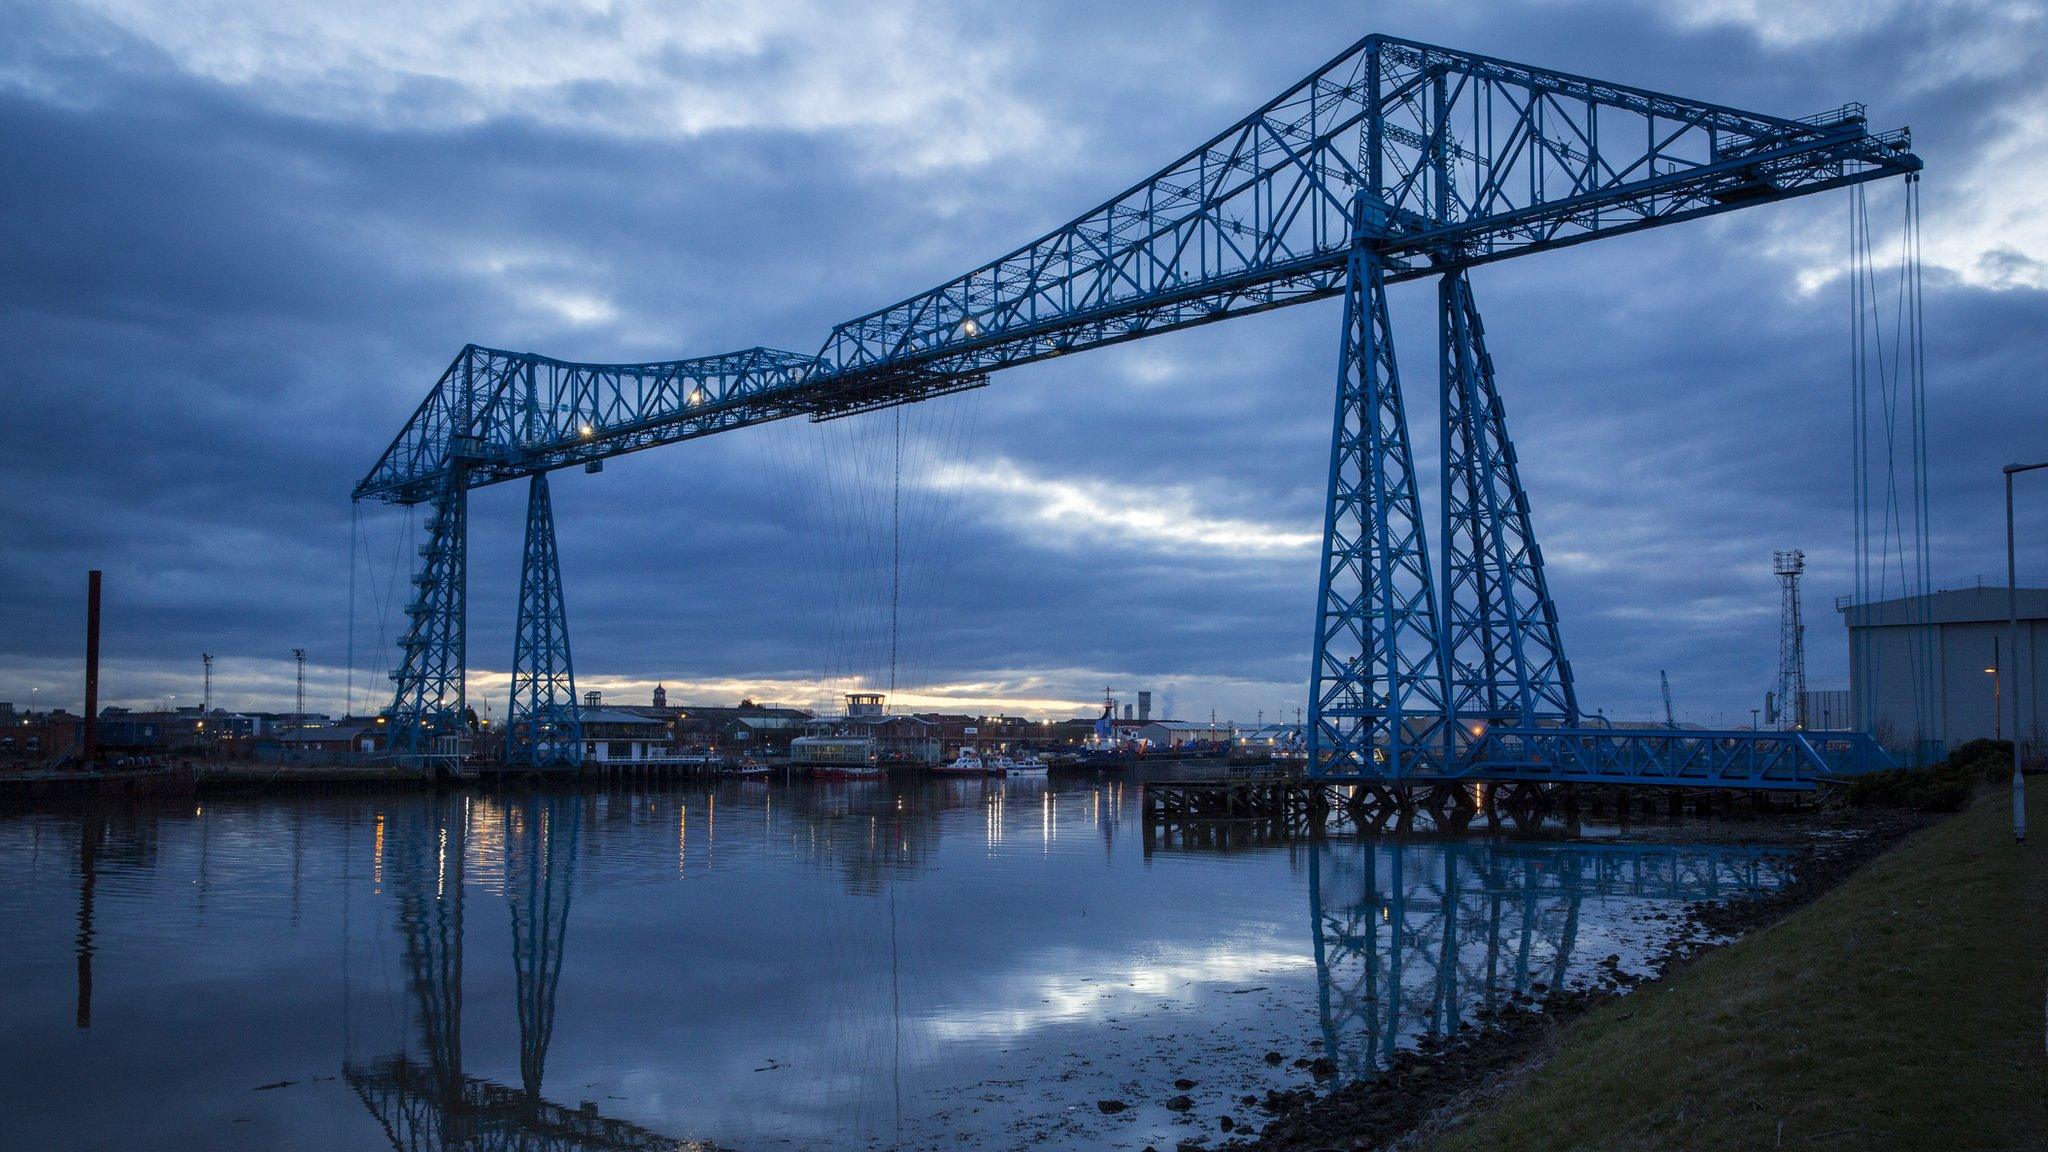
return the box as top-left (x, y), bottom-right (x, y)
top-left (1128, 719), bottom-right (1233, 750)
top-left (1841, 586), bottom-right (2048, 753)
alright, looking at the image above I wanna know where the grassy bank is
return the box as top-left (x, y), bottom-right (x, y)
top-left (1423, 788), bottom-right (2047, 1152)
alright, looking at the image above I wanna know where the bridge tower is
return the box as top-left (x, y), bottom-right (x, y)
top-left (507, 474), bottom-right (582, 770)
top-left (1309, 197), bottom-right (1450, 780)
top-left (389, 469), bottom-right (469, 766)
top-left (1438, 273), bottom-right (1577, 736)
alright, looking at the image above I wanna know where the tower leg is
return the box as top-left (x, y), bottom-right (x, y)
top-left (508, 473), bottom-right (582, 770)
top-left (1308, 216), bottom-right (1448, 780)
top-left (1439, 271), bottom-right (1576, 753)
top-left (390, 468), bottom-right (469, 769)
top-left (508, 792), bottom-right (579, 1100)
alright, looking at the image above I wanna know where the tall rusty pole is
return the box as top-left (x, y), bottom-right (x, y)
top-left (82, 570), bottom-right (101, 764)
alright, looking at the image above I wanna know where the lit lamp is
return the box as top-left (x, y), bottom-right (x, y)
top-left (1987, 638), bottom-right (2002, 742)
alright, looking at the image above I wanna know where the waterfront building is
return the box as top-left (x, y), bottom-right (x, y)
top-left (1131, 719), bottom-right (1233, 749)
top-left (1841, 585), bottom-right (2048, 753)
top-left (579, 707), bottom-right (674, 764)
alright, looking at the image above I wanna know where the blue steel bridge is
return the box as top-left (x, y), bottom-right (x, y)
top-left (354, 32), bottom-right (1920, 789)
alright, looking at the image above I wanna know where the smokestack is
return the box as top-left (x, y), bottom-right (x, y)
top-left (1137, 691), bottom-right (1152, 722)
top-left (82, 570), bottom-right (101, 763)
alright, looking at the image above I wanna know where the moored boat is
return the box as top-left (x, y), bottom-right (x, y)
top-left (934, 750), bottom-right (990, 775)
top-left (810, 763), bottom-right (886, 780)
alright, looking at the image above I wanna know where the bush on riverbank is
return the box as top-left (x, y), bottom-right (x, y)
top-left (1842, 738), bottom-right (2013, 811)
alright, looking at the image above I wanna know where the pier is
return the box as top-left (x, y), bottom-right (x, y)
top-left (1143, 775), bottom-right (1817, 844)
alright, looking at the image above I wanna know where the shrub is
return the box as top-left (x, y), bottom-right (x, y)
top-left (1842, 739), bottom-right (2013, 811)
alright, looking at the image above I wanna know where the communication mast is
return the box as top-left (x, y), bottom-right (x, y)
top-left (293, 648), bottom-right (308, 733)
top-left (1774, 550), bottom-right (1808, 731)
top-left (202, 652), bottom-right (213, 713)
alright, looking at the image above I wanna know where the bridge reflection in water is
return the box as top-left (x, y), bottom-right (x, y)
top-left (1307, 839), bottom-right (1792, 1081)
top-left (344, 792), bottom-right (711, 1152)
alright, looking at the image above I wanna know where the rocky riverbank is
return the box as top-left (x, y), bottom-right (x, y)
top-left (1212, 805), bottom-right (1938, 1152)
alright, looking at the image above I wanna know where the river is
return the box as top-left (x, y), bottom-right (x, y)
top-left (0, 777), bottom-right (1794, 1151)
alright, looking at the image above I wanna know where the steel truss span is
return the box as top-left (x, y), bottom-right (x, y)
top-left (355, 32), bottom-right (1919, 785)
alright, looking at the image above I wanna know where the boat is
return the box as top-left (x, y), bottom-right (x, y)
top-left (1006, 753), bottom-right (1049, 777)
top-left (790, 735), bottom-right (882, 779)
top-left (934, 750), bottom-right (990, 775)
top-left (810, 763), bottom-right (886, 780)
top-left (723, 757), bottom-right (772, 777)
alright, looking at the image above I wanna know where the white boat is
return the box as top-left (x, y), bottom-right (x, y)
top-left (1006, 753), bottom-right (1049, 777)
top-left (935, 751), bottom-right (989, 775)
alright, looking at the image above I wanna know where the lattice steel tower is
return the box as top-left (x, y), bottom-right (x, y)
top-left (1774, 550), bottom-right (1807, 731)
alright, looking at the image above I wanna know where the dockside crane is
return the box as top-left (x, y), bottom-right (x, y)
top-left (356, 33), bottom-right (1916, 786)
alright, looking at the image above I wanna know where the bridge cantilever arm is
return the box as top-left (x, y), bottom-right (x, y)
top-left (358, 33), bottom-right (1922, 502)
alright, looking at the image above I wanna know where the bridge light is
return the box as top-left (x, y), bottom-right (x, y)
top-left (580, 423), bottom-right (595, 438)
top-left (959, 317), bottom-right (982, 338)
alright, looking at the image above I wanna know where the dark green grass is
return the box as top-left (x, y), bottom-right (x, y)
top-left (1425, 787), bottom-right (2048, 1151)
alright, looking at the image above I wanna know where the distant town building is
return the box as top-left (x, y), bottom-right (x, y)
top-left (1131, 720), bottom-right (1232, 748)
top-left (2, 710), bottom-right (81, 759)
top-left (272, 721), bottom-right (385, 757)
top-left (579, 708), bottom-right (672, 764)
top-left (93, 707), bottom-right (263, 752)
top-left (1842, 586), bottom-right (2048, 752)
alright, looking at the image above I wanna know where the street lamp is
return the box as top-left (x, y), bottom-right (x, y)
top-left (1986, 637), bottom-right (2001, 742)
top-left (2003, 461), bottom-right (2047, 847)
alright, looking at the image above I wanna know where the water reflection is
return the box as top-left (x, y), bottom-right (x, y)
top-left (3, 784), bottom-right (1808, 1152)
top-left (344, 792), bottom-right (707, 1152)
top-left (1307, 839), bottom-right (1792, 1081)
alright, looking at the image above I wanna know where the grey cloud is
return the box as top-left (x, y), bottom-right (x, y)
top-left (1, 0), bottom-right (2043, 726)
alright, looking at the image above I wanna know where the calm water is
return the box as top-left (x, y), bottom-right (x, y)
top-left (0, 779), bottom-right (1792, 1151)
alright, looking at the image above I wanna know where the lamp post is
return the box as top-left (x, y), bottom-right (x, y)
top-left (2002, 461), bottom-right (2048, 847)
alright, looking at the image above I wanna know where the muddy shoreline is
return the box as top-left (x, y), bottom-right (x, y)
top-left (1200, 806), bottom-right (1939, 1152)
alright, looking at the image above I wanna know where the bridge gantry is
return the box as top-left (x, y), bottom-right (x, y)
top-left (355, 33), bottom-right (1920, 785)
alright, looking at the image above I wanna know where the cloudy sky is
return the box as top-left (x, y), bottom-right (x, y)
top-left (3, 0), bottom-right (2044, 726)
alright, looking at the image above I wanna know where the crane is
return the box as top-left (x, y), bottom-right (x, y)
top-left (1660, 670), bottom-right (1676, 729)
top-left (356, 33), bottom-right (1915, 784)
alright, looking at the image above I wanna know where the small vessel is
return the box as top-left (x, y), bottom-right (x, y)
top-left (1006, 753), bottom-right (1049, 777)
top-left (725, 757), bottom-right (771, 777)
top-left (934, 750), bottom-right (989, 775)
top-left (791, 735), bottom-right (882, 779)
top-left (811, 763), bottom-right (885, 780)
